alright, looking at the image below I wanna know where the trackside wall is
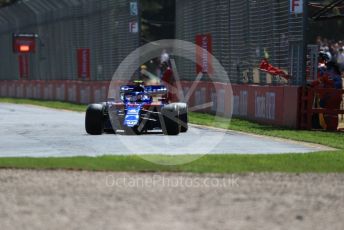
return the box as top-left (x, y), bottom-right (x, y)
top-left (0, 80), bottom-right (300, 128)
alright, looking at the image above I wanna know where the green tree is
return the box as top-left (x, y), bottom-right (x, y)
top-left (0, 0), bottom-right (16, 7)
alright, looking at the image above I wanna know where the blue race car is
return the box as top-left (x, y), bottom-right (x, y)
top-left (85, 82), bottom-right (188, 135)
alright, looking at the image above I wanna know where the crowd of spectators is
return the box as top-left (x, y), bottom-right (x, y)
top-left (316, 36), bottom-right (344, 73)
top-left (315, 36), bottom-right (344, 123)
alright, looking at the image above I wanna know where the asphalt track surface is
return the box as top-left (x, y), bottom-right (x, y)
top-left (0, 103), bottom-right (330, 157)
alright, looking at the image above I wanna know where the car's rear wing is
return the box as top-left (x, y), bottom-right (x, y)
top-left (144, 85), bottom-right (168, 95)
top-left (120, 85), bottom-right (167, 96)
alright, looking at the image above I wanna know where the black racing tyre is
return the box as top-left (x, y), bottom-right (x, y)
top-left (161, 103), bottom-right (180, 135)
top-left (85, 104), bottom-right (104, 135)
top-left (104, 128), bottom-right (115, 134)
top-left (175, 103), bottom-right (188, 132)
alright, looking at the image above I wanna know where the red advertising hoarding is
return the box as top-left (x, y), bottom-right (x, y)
top-left (77, 48), bottom-right (91, 80)
top-left (18, 54), bottom-right (29, 79)
top-left (196, 34), bottom-right (213, 75)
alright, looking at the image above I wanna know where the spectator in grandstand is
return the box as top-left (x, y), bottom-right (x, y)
top-left (337, 47), bottom-right (344, 72)
top-left (161, 61), bottom-right (175, 102)
top-left (326, 61), bottom-right (343, 90)
top-left (159, 49), bottom-right (171, 78)
top-left (161, 61), bottom-right (173, 85)
top-left (316, 37), bottom-right (344, 73)
top-left (311, 58), bottom-right (343, 131)
top-left (140, 64), bottom-right (160, 85)
top-left (320, 46), bottom-right (332, 62)
top-left (160, 49), bottom-right (170, 65)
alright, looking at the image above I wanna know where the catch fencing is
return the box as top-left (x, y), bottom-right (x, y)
top-left (0, 0), bottom-right (139, 81)
top-left (176, 0), bottom-right (305, 85)
top-left (0, 0), bottom-right (306, 85)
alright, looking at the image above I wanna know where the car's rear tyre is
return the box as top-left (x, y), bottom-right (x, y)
top-left (85, 104), bottom-right (104, 135)
top-left (176, 103), bottom-right (188, 132)
top-left (104, 128), bottom-right (115, 134)
top-left (161, 103), bottom-right (180, 135)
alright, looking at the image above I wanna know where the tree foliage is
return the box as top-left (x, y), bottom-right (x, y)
top-left (0, 0), bottom-right (16, 7)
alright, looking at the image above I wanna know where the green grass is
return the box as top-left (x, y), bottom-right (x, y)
top-left (0, 98), bottom-right (86, 112)
top-left (0, 152), bottom-right (343, 173)
top-left (189, 112), bottom-right (344, 150)
top-left (0, 97), bottom-right (344, 173)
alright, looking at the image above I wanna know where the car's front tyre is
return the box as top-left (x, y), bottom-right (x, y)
top-left (85, 104), bottom-right (104, 135)
top-left (161, 103), bottom-right (180, 135)
top-left (175, 103), bottom-right (188, 132)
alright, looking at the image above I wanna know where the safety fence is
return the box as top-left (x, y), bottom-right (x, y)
top-left (176, 0), bottom-right (305, 85)
top-left (0, 0), bottom-right (139, 81)
top-left (0, 0), bottom-right (306, 85)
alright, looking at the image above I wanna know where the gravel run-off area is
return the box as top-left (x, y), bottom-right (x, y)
top-left (0, 170), bottom-right (343, 230)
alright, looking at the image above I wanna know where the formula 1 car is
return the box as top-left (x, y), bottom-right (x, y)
top-left (85, 82), bottom-right (188, 135)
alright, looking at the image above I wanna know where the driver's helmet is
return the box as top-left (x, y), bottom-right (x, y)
top-left (133, 80), bottom-right (145, 92)
top-left (126, 91), bottom-right (152, 103)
